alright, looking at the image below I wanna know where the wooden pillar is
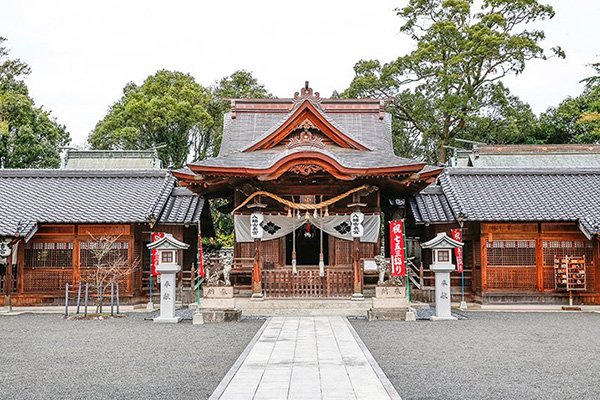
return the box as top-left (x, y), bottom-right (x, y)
top-left (4, 251), bottom-right (12, 308)
top-left (536, 225), bottom-right (544, 292)
top-left (595, 237), bottom-right (600, 293)
top-left (251, 238), bottom-right (263, 300)
top-left (128, 233), bottom-right (135, 294)
top-left (352, 237), bottom-right (364, 300)
top-left (480, 231), bottom-right (488, 291)
top-left (17, 241), bottom-right (24, 294)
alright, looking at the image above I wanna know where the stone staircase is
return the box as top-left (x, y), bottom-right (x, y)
top-left (236, 298), bottom-right (373, 317)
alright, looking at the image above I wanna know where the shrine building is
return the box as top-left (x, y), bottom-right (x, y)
top-left (409, 145), bottom-right (600, 305)
top-left (174, 83), bottom-right (440, 299)
top-left (0, 150), bottom-right (213, 306)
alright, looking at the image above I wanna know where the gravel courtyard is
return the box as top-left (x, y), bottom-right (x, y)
top-left (352, 311), bottom-right (600, 400)
top-left (0, 313), bottom-right (263, 400)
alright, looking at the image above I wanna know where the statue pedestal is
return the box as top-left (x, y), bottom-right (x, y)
top-left (199, 286), bottom-right (241, 323)
top-left (368, 286), bottom-right (409, 321)
top-left (153, 264), bottom-right (181, 324)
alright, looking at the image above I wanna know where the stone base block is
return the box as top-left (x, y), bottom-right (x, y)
top-left (405, 310), bottom-right (417, 321)
top-left (372, 297), bottom-right (409, 309)
top-left (250, 293), bottom-right (264, 301)
top-left (351, 293), bottom-right (365, 301)
top-left (368, 308), bottom-right (408, 321)
top-left (201, 309), bottom-right (242, 323)
top-left (200, 298), bottom-right (236, 309)
top-left (430, 315), bottom-right (458, 321)
top-left (153, 316), bottom-right (182, 324)
top-left (192, 313), bottom-right (204, 325)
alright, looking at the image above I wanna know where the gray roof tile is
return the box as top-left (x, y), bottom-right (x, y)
top-left (409, 185), bottom-right (455, 225)
top-left (0, 169), bottom-right (204, 238)
top-left (436, 168), bottom-right (600, 236)
top-left (158, 187), bottom-right (204, 225)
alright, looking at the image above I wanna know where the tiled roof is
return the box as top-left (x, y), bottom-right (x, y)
top-left (409, 185), bottom-right (455, 225)
top-left (437, 168), bottom-right (600, 237)
top-left (158, 187), bottom-right (205, 225)
top-left (191, 144), bottom-right (423, 170)
top-left (0, 169), bottom-right (204, 238)
top-left (218, 106), bottom-right (395, 157)
top-left (470, 144), bottom-right (600, 168)
top-left (65, 150), bottom-right (162, 169)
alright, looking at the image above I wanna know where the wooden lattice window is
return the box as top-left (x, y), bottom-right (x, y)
top-left (486, 240), bottom-right (536, 267)
top-left (24, 242), bottom-right (73, 268)
top-left (542, 240), bottom-right (594, 290)
top-left (80, 241), bottom-right (129, 268)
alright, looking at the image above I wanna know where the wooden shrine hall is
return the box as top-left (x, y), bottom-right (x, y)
top-left (174, 83), bottom-right (440, 299)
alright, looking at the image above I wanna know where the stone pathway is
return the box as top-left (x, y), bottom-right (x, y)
top-left (210, 316), bottom-right (400, 400)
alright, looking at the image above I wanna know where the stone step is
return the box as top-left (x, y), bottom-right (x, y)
top-left (233, 298), bottom-right (374, 317)
top-left (236, 298), bottom-right (373, 310)
top-left (241, 308), bottom-right (370, 317)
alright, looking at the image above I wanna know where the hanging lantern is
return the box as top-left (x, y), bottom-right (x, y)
top-left (304, 221), bottom-right (312, 238)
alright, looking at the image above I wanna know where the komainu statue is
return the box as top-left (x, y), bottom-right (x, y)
top-left (204, 248), bottom-right (234, 286)
top-left (375, 254), bottom-right (403, 286)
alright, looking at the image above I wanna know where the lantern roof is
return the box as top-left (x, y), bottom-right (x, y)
top-left (421, 232), bottom-right (463, 249)
top-left (146, 233), bottom-right (190, 250)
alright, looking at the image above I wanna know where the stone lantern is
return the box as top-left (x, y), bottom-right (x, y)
top-left (147, 234), bottom-right (189, 323)
top-left (421, 232), bottom-right (463, 321)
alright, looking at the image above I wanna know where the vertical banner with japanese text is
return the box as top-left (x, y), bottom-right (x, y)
top-left (450, 228), bottom-right (464, 273)
top-left (197, 222), bottom-right (205, 278)
top-left (389, 220), bottom-right (406, 277)
top-left (151, 232), bottom-right (165, 276)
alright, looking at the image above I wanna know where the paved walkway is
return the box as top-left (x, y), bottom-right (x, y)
top-left (210, 316), bottom-right (400, 400)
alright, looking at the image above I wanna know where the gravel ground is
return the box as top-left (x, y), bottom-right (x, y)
top-left (352, 312), bottom-right (600, 400)
top-left (0, 313), bottom-right (263, 400)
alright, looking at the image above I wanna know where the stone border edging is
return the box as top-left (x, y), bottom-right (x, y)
top-left (343, 317), bottom-right (402, 400)
top-left (208, 317), bottom-right (270, 400)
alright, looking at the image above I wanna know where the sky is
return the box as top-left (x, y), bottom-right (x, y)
top-left (1, 0), bottom-right (599, 147)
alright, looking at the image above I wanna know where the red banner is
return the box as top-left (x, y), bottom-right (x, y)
top-left (450, 228), bottom-right (464, 273)
top-left (389, 220), bottom-right (406, 277)
top-left (151, 232), bottom-right (165, 276)
top-left (197, 224), bottom-right (205, 278)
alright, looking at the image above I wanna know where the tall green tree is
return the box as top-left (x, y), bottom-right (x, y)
top-left (343, 0), bottom-right (563, 163)
top-left (0, 36), bottom-right (70, 168)
top-left (193, 70), bottom-right (272, 160)
top-left (535, 85), bottom-right (600, 144)
top-left (89, 70), bottom-right (212, 168)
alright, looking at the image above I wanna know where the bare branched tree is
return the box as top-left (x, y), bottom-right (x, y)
top-left (80, 234), bottom-right (140, 313)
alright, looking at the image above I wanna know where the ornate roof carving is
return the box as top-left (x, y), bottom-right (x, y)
top-left (288, 164), bottom-right (323, 176)
top-left (287, 119), bottom-right (325, 149)
top-left (293, 81), bottom-right (321, 105)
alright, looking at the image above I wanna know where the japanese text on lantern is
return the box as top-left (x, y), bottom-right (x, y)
top-left (389, 220), bottom-right (406, 277)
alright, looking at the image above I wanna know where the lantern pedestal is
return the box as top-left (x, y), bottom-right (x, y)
top-left (153, 264), bottom-right (181, 324)
top-left (429, 265), bottom-right (457, 321)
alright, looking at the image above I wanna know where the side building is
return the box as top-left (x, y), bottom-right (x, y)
top-left (410, 145), bottom-right (600, 305)
top-left (0, 150), bottom-right (213, 306)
